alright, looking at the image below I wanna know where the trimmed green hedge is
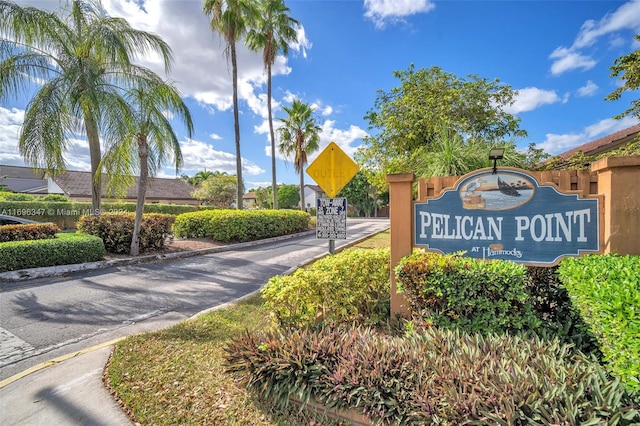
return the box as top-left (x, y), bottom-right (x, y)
top-left (262, 248), bottom-right (390, 327)
top-left (559, 254), bottom-right (640, 392)
top-left (0, 233), bottom-right (106, 272)
top-left (0, 200), bottom-right (197, 229)
top-left (172, 209), bottom-right (310, 242)
top-left (395, 251), bottom-right (540, 334)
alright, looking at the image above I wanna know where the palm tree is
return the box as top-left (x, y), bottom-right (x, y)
top-left (277, 99), bottom-right (320, 210)
top-left (246, 0), bottom-right (298, 210)
top-left (101, 77), bottom-right (193, 256)
top-left (0, 0), bottom-right (173, 213)
top-left (203, 0), bottom-right (259, 210)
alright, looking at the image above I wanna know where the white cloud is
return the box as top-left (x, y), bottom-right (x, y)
top-left (364, 0), bottom-right (436, 29)
top-left (572, 0), bottom-right (640, 49)
top-left (576, 80), bottom-right (599, 97)
top-left (504, 87), bottom-right (561, 114)
top-left (179, 138), bottom-right (264, 177)
top-left (209, 133), bottom-right (222, 141)
top-left (537, 115), bottom-right (639, 155)
top-left (549, 47), bottom-right (597, 75)
top-left (549, 0), bottom-right (640, 76)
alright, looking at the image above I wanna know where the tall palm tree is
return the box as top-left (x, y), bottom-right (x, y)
top-left (277, 99), bottom-right (320, 210)
top-left (246, 0), bottom-right (298, 210)
top-left (101, 77), bottom-right (193, 256)
top-left (203, 0), bottom-right (259, 210)
top-left (0, 0), bottom-right (173, 213)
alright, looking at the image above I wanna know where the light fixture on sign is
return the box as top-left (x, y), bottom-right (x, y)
top-left (489, 148), bottom-right (505, 175)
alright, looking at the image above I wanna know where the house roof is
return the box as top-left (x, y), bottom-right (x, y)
top-left (304, 184), bottom-right (324, 193)
top-left (555, 124), bottom-right (640, 159)
top-left (243, 192), bottom-right (256, 199)
top-left (0, 165), bottom-right (196, 201)
top-left (54, 170), bottom-right (196, 200)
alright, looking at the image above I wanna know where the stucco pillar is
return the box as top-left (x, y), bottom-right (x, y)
top-left (591, 156), bottom-right (640, 255)
top-left (386, 173), bottom-right (414, 319)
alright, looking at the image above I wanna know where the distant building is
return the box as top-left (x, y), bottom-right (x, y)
top-left (243, 191), bottom-right (257, 209)
top-left (542, 124), bottom-right (639, 169)
top-left (0, 165), bottom-right (199, 205)
top-left (300, 184), bottom-right (325, 210)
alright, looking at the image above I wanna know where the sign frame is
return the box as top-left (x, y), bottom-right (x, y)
top-left (316, 197), bottom-right (347, 240)
top-left (414, 167), bottom-right (604, 266)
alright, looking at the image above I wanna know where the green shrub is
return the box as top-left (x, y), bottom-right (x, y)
top-left (0, 193), bottom-right (36, 201)
top-left (0, 200), bottom-right (197, 229)
top-left (77, 212), bottom-right (174, 254)
top-left (559, 254), bottom-right (640, 392)
top-left (172, 209), bottom-right (310, 242)
top-left (225, 325), bottom-right (640, 425)
top-left (526, 265), bottom-right (601, 356)
top-left (41, 194), bottom-right (69, 202)
top-left (0, 223), bottom-right (60, 243)
top-left (0, 233), bottom-right (105, 272)
top-left (395, 251), bottom-right (540, 334)
top-left (262, 248), bottom-right (390, 327)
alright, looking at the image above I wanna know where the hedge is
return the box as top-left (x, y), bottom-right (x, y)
top-left (559, 254), bottom-right (640, 392)
top-left (172, 209), bottom-right (310, 242)
top-left (0, 233), bottom-right (106, 272)
top-left (0, 200), bottom-right (197, 229)
top-left (262, 248), bottom-right (390, 327)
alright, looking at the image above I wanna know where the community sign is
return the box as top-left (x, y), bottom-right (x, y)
top-left (414, 168), bottom-right (602, 265)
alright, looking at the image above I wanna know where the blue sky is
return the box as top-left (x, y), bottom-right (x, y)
top-left (1, 0), bottom-right (639, 190)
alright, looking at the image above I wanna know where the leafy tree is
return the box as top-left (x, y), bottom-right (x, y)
top-left (0, 0), bottom-right (173, 213)
top-left (337, 171), bottom-right (382, 217)
top-left (253, 186), bottom-right (273, 208)
top-left (101, 78), bottom-right (193, 256)
top-left (246, 0), bottom-right (298, 210)
top-left (360, 65), bottom-right (526, 184)
top-left (203, 0), bottom-right (258, 210)
top-left (181, 170), bottom-right (215, 187)
top-left (277, 183), bottom-right (299, 209)
top-left (191, 172), bottom-right (237, 207)
top-left (605, 34), bottom-right (640, 121)
top-left (277, 99), bottom-right (321, 210)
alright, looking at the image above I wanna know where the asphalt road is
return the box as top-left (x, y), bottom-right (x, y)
top-left (0, 218), bottom-right (389, 380)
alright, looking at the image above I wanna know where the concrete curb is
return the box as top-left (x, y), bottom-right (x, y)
top-left (0, 230), bottom-right (316, 283)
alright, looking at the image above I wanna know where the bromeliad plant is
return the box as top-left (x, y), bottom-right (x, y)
top-left (224, 325), bottom-right (640, 425)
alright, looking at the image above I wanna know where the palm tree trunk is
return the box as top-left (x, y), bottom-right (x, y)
top-left (299, 167), bottom-right (305, 211)
top-left (231, 42), bottom-right (243, 210)
top-left (267, 62), bottom-right (278, 210)
top-left (83, 107), bottom-right (102, 214)
top-left (130, 136), bottom-right (148, 256)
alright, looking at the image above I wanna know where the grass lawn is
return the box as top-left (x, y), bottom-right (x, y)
top-left (105, 230), bottom-right (390, 425)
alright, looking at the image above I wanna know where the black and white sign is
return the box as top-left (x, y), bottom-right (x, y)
top-left (316, 197), bottom-right (347, 240)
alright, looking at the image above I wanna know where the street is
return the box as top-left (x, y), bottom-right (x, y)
top-left (0, 218), bottom-right (389, 380)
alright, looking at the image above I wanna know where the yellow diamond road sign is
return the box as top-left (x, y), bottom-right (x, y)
top-left (306, 142), bottom-right (359, 198)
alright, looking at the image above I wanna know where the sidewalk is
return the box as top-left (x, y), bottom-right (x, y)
top-left (0, 345), bottom-right (132, 425)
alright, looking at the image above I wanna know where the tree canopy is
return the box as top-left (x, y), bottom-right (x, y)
top-left (191, 172), bottom-right (238, 207)
top-left (605, 34), bottom-right (640, 122)
top-left (359, 65), bottom-right (527, 186)
top-left (276, 183), bottom-right (299, 209)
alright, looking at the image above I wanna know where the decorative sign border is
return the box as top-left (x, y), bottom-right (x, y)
top-left (414, 168), bottom-right (602, 265)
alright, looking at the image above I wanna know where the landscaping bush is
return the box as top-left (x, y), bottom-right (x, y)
top-left (41, 194), bottom-right (69, 202)
top-left (526, 265), bottom-right (601, 357)
top-left (225, 325), bottom-right (640, 425)
top-left (0, 200), bottom-right (197, 229)
top-left (395, 251), bottom-right (540, 334)
top-left (77, 212), bottom-right (175, 254)
top-left (0, 233), bottom-right (105, 272)
top-left (0, 193), bottom-right (36, 201)
top-left (172, 209), bottom-right (310, 242)
top-left (0, 223), bottom-right (60, 243)
top-left (262, 248), bottom-right (390, 327)
top-left (559, 254), bottom-right (640, 392)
